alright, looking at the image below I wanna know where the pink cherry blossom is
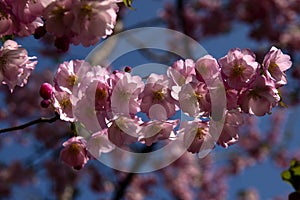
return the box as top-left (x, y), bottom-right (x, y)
top-left (43, 0), bottom-right (74, 37)
top-left (263, 46), bottom-right (292, 87)
top-left (5, 0), bottom-right (50, 24)
top-left (71, 0), bottom-right (120, 46)
top-left (226, 89), bottom-right (239, 110)
top-left (0, 40), bottom-right (37, 92)
top-left (178, 81), bottom-right (211, 117)
top-left (43, 0), bottom-right (120, 47)
top-left (167, 59), bottom-right (195, 100)
top-left (219, 48), bottom-right (259, 90)
top-left (60, 136), bottom-right (89, 170)
top-left (139, 74), bottom-right (178, 120)
top-left (107, 116), bottom-right (140, 146)
top-left (111, 73), bottom-right (144, 117)
top-left (87, 129), bottom-right (115, 159)
top-left (195, 55), bottom-right (220, 85)
top-left (0, 0), bottom-right (49, 37)
top-left (52, 89), bottom-right (74, 122)
top-left (139, 120), bottom-right (178, 146)
top-left (238, 75), bottom-right (280, 116)
top-left (167, 59), bottom-right (195, 86)
top-left (217, 109), bottom-right (244, 148)
top-left (179, 120), bottom-right (215, 157)
top-left (54, 60), bottom-right (84, 94)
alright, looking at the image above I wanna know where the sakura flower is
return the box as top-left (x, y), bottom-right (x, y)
top-left (54, 60), bottom-right (84, 94)
top-left (167, 59), bottom-right (195, 100)
top-left (87, 129), bottom-right (115, 159)
top-left (111, 73), bottom-right (144, 117)
top-left (139, 74), bottom-right (178, 120)
top-left (71, 0), bottom-right (120, 46)
top-left (178, 81), bottom-right (211, 117)
top-left (167, 59), bottom-right (195, 86)
top-left (108, 116), bottom-right (140, 146)
top-left (0, 0), bottom-right (48, 37)
top-left (0, 3), bottom-right (14, 36)
top-left (178, 120), bottom-right (214, 157)
top-left (44, 0), bottom-right (120, 47)
top-left (263, 46), bottom-right (292, 87)
top-left (0, 40), bottom-right (37, 92)
top-left (219, 48), bottom-right (259, 90)
top-left (195, 55), bottom-right (220, 85)
top-left (217, 109), bottom-right (243, 148)
top-left (238, 75), bottom-right (280, 116)
top-left (43, 0), bottom-right (74, 37)
top-left (60, 136), bottom-right (89, 170)
top-left (52, 89), bottom-right (74, 122)
top-left (139, 120), bottom-right (178, 146)
top-left (6, 0), bottom-right (52, 24)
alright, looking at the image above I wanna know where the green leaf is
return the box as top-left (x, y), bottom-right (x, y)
top-left (281, 170), bottom-right (292, 182)
top-left (123, 0), bottom-right (135, 10)
top-left (292, 166), bottom-right (300, 176)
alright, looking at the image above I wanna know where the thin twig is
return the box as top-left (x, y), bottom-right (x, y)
top-left (0, 113), bottom-right (60, 134)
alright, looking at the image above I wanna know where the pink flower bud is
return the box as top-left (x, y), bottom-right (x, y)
top-left (124, 66), bottom-right (132, 72)
top-left (39, 83), bottom-right (53, 100)
top-left (40, 99), bottom-right (50, 108)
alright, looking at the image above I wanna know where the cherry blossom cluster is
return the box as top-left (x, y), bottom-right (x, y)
top-left (39, 46), bottom-right (292, 170)
top-left (0, 40), bottom-right (37, 92)
top-left (0, 0), bottom-right (121, 48)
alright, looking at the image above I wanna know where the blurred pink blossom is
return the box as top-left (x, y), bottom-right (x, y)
top-left (0, 40), bottom-right (37, 92)
top-left (43, 0), bottom-right (120, 47)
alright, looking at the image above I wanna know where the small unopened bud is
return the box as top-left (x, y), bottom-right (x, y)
top-left (124, 66), bottom-right (132, 73)
top-left (40, 99), bottom-right (51, 108)
top-left (34, 26), bottom-right (47, 39)
top-left (40, 83), bottom-right (53, 100)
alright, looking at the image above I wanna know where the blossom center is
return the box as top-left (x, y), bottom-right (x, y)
top-left (196, 128), bottom-right (205, 139)
top-left (195, 92), bottom-right (203, 101)
top-left (96, 88), bottom-right (107, 100)
top-left (232, 64), bottom-right (245, 77)
top-left (52, 6), bottom-right (66, 18)
top-left (67, 75), bottom-right (77, 86)
top-left (69, 143), bottom-right (81, 155)
top-left (153, 90), bottom-right (164, 101)
top-left (80, 4), bottom-right (93, 18)
top-left (269, 62), bottom-right (278, 73)
top-left (61, 98), bottom-right (71, 109)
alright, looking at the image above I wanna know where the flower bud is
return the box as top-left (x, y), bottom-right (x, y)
top-left (40, 99), bottom-right (51, 108)
top-left (39, 83), bottom-right (53, 100)
top-left (124, 66), bottom-right (132, 73)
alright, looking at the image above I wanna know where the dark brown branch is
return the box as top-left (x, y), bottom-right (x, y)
top-left (0, 113), bottom-right (60, 134)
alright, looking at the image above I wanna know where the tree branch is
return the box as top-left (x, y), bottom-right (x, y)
top-left (0, 113), bottom-right (60, 134)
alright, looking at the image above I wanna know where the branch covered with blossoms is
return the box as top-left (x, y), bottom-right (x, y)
top-left (36, 46), bottom-right (292, 170)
